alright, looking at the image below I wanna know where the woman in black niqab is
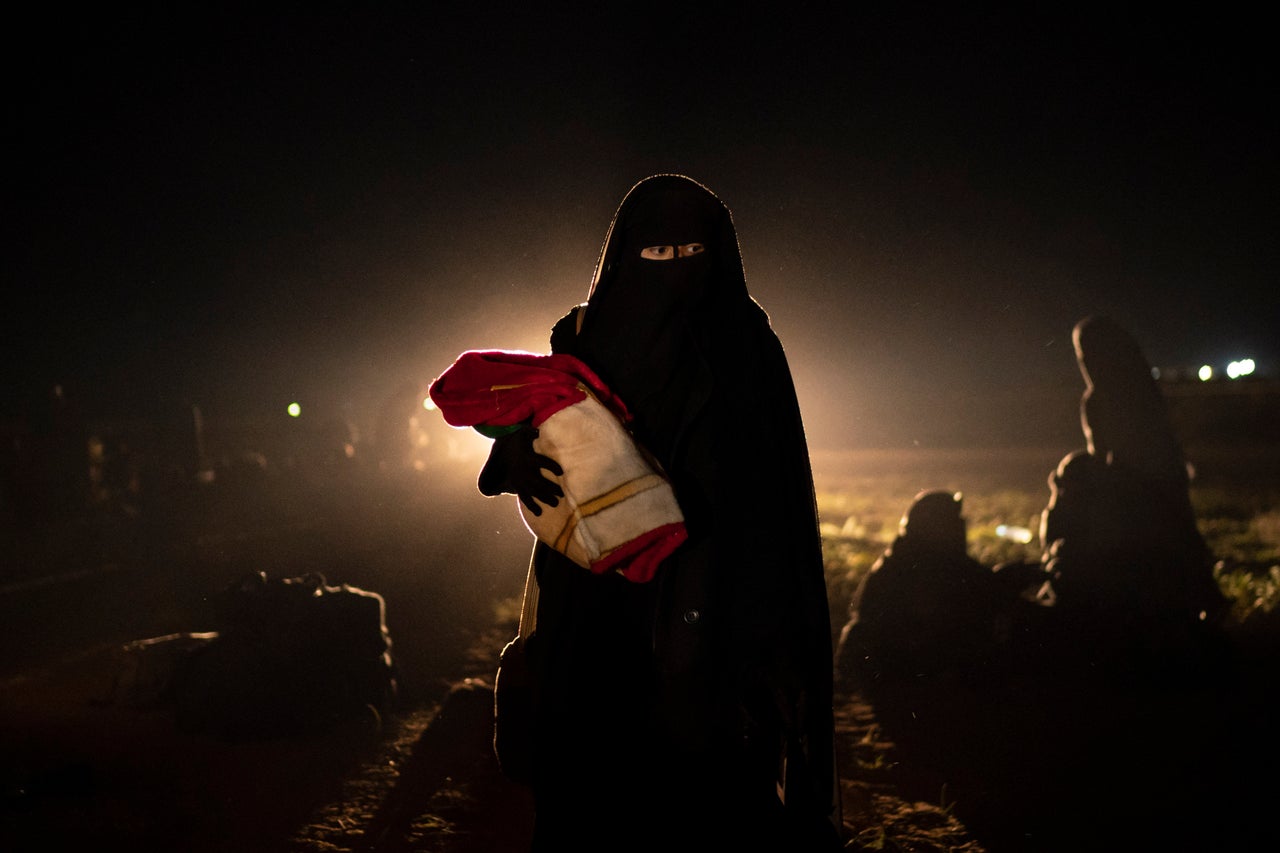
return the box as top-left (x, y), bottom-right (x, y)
top-left (492, 175), bottom-right (840, 850)
top-left (563, 173), bottom-right (757, 465)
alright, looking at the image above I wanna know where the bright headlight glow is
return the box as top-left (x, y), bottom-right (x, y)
top-left (1198, 365), bottom-right (1214, 381)
top-left (996, 524), bottom-right (1034, 544)
top-left (1226, 358), bottom-right (1256, 379)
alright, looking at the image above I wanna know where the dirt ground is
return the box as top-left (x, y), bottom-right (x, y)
top-left (7, 602), bottom-right (1280, 853)
top-left (4, 452), bottom-right (1280, 852)
top-left (0, 623), bottom-right (956, 853)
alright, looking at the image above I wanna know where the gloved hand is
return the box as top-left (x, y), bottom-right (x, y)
top-left (478, 425), bottom-right (564, 516)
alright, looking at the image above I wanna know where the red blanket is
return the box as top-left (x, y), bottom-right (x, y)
top-left (428, 350), bottom-right (631, 429)
top-left (428, 349), bottom-right (685, 583)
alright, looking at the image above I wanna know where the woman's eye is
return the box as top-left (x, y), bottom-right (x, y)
top-left (678, 243), bottom-right (705, 257)
top-left (640, 245), bottom-right (675, 260)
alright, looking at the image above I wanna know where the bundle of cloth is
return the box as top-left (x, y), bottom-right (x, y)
top-left (429, 349), bottom-right (686, 583)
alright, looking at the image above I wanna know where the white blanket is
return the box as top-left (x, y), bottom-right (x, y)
top-left (523, 390), bottom-right (686, 583)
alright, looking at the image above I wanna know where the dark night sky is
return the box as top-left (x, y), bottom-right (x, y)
top-left (6, 5), bottom-right (1276, 450)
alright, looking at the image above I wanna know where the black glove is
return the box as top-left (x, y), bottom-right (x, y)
top-left (478, 425), bottom-right (564, 516)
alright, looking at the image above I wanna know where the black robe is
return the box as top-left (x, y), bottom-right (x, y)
top-left (1039, 316), bottom-right (1228, 676)
top-left (504, 175), bottom-right (839, 850)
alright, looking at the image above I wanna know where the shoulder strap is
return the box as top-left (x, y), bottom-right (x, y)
top-left (517, 551), bottom-right (539, 636)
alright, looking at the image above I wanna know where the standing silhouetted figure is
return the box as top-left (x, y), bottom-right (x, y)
top-left (474, 175), bottom-right (840, 851)
top-left (1038, 315), bottom-right (1228, 678)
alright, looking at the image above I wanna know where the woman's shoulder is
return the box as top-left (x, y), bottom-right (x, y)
top-left (549, 303), bottom-right (587, 353)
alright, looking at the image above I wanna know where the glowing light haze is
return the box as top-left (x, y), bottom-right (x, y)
top-left (6, 7), bottom-right (1275, 452)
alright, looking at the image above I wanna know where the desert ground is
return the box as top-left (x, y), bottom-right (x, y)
top-left (3, 444), bottom-right (1278, 851)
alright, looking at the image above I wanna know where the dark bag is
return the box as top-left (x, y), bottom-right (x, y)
top-left (172, 571), bottom-right (398, 739)
top-left (493, 559), bottom-right (539, 784)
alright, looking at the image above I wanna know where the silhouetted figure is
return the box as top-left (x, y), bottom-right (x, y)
top-left (1038, 315), bottom-right (1229, 678)
top-left (836, 490), bottom-right (1013, 688)
top-left (471, 175), bottom-right (840, 851)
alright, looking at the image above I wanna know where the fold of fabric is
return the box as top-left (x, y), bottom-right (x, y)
top-left (428, 349), bottom-right (630, 429)
top-left (429, 349), bottom-right (686, 583)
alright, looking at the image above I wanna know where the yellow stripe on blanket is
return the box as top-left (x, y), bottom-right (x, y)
top-left (552, 473), bottom-right (668, 554)
top-left (516, 389), bottom-right (685, 578)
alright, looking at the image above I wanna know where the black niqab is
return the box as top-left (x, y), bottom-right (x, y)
top-left (572, 174), bottom-right (756, 466)
top-left (1073, 314), bottom-right (1186, 482)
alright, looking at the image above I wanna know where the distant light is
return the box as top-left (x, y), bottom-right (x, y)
top-left (423, 397), bottom-right (437, 411)
top-left (1150, 366), bottom-right (1160, 380)
top-left (996, 524), bottom-right (1034, 544)
top-left (287, 402), bottom-right (302, 417)
top-left (1198, 365), bottom-right (1214, 381)
top-left (1226, 358), bottom-right (1256, 379)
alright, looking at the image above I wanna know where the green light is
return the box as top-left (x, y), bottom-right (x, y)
top-left (287, 402), bottom-right (302, 417)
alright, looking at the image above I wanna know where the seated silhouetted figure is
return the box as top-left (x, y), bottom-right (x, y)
top-left (1038, 315), bottom-right (1229, 679)
top-left (836, 490), bottom-right (1012, 689)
